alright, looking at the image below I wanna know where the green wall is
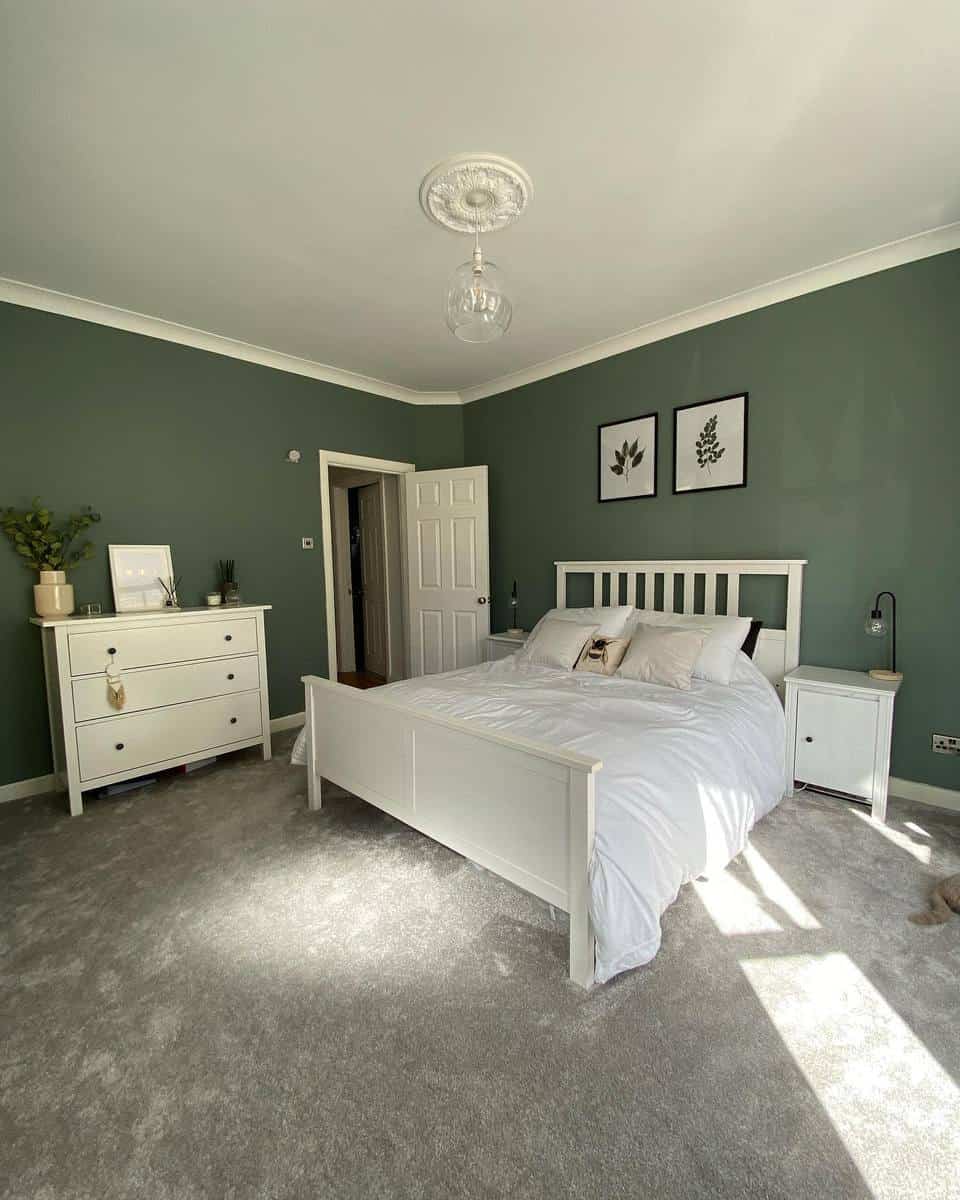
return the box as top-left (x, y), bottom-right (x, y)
top-left (0, 304), bottom-right (462, 787)
top-left (463, 250), bottom-right (960, 790)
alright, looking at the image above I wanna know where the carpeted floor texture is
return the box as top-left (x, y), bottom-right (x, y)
top-left (2, 731), bottom-right (958, 1199)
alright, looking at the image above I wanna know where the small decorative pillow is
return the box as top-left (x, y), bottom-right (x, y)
top-left (617, 623), bottom-right (711, 690)
top-left (624, 610), bottom-right (753, 686)
top-left (574, 635), bottom-right (631, 676)
top-left (519, 605), bottom-right (635, 660)
top-left (522, 619), bottom-right (599, 670)
top-left (741, 619), bottom-right (763, 659)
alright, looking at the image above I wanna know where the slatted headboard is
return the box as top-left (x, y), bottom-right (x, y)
top-left (555, 559), bottom-right (806, 691)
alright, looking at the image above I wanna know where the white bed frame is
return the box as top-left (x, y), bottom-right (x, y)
top-left (302, 558), bottom-right (805, 988)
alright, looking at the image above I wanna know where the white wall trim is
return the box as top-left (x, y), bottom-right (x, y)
top-left (0, 715), bottom-right (305, 804)
top-left (889, 776), bottom-right (960, 815)
top-left (270, 711), bottom-right (305, 733)
top-left (3, 222), bottom-right (959, 408)
top-left (0, 773), bottom-right (59, 805)
top-left (318, 449), bottom-right (416, 683)
top-left (458, 221), bottom-right (960, 403)
top-left (0, 277), bottom-right (461, 407)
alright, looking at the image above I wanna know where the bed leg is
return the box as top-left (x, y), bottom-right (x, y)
top-left (305, 687), bottom-right (322, 812)
top-left (567, 766), bottom-right (597, 989)
top-left (569, 908), bottom-right (596, 990)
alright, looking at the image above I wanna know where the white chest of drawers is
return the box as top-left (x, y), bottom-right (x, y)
top-left (33, 604), bottom-right (272, 816)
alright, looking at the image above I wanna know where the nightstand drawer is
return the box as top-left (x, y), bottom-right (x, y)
top-left (794, 689), bottom-right (879, 798)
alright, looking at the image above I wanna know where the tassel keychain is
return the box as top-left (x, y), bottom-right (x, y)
top-left (106, 652), bottom-right (125, 711)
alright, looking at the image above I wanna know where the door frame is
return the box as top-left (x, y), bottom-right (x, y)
top-left (318, 450), bottom-right (415, 681)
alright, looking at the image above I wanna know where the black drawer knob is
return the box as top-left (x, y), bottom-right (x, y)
top-left (230, 716), bottom-right (237, 724)
top-left (224, 634), bottom-right (232, 642)
top-left (107, 647), bottom-right (117, 655)
top-left (227, 673), bottom-right (235, 680)
top-left (804, 736), bottom-right (814, 743)
top-left (115, 742), bottom-right (125, 751)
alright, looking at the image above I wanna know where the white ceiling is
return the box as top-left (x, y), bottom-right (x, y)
top-left (2, 1), bottom-right (959, 400)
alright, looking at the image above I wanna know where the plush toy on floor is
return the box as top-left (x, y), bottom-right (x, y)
top-left (910, 875), bottom-right (960, 925)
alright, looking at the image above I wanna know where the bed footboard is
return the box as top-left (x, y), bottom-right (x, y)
top-left (301, 675), bottom-right (601, 988)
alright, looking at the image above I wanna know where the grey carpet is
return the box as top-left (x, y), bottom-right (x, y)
top-left (2, 732), bottom-right (958, 1200)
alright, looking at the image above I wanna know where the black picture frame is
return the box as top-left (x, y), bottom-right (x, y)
top-left (598, 411), bottom-right (659, 503)
top-left (672, 392), bottom-right (749, 495)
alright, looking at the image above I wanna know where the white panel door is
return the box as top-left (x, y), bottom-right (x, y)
top-left (404, 466), bottom-right (490, 676)
top-left (358, 483), bottom-right (388, 678)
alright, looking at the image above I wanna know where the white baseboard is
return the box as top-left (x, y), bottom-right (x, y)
top-left (270, 711), bottom-right (305, 733)
top-left (0, 714), bottom-right (306, 804)
top-left (889, 776), bottom-right (960, 815)
top-left (0, 773), bottom-right (59, 805)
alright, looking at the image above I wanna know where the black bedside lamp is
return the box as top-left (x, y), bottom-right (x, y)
top-left (865, 591), bottom-right (902, 681)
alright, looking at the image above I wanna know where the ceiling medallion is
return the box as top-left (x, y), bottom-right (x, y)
top-left (420, 155), bottom-right (532, 343)
top-left (419, 154), bottom-right (533, 235)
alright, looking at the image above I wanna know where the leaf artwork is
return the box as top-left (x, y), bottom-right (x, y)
top-left (695, 415), bottom-right (725, 473)
top-left (609, 436), bottom-right (645, 483)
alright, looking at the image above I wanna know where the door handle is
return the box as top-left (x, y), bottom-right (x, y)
top-left (478, 596), bottom-right (489, 605)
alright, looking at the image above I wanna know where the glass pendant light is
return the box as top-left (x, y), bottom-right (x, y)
top-left (444, 209), bottom-right (512, 343)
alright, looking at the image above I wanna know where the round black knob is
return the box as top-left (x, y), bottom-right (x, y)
top-left (804, 736), bottom-right (813, 743)
top-left (230, 716), bottom-right (237, 724)
top-left (115, 742), bottom-right (124, 751)
top-left (224, 634), bottom-right (232, 642)
top-left (227, 673), bottom-right (235, 680)
top-left (107, 647), bottom-right (117, 655)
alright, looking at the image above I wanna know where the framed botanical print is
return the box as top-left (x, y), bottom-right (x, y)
top-left (673, 392), bottom-right (748, 494)
top-left (598, 412), bottom-right (658, 502)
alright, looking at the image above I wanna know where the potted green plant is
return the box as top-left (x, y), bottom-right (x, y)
top-left (1, 499), bottom-right (101, 617)
top-left (218, 559), bottom-right (240, 606)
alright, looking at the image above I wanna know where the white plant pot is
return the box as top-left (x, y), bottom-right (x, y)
top-left (34, 570), bottom-right (75, 618)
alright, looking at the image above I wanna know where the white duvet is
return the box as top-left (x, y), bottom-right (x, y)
top-left (292, 653), bottom-right (786, 983)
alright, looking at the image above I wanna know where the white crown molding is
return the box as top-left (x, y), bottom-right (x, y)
top-left (0, 277), bottom-right (462, 407)
top-left (458, 221), bottom-right (960, 403)
top-left (3, 222), bottom-right (958, 408)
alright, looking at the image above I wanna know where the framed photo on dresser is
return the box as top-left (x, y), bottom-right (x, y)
top-left (598, 412), bottom-right (658, 502)
top-left (673, 392), bottom-right (748, 495)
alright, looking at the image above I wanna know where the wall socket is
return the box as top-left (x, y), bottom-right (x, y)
top-left (932, 733), bottom-right (959, 755)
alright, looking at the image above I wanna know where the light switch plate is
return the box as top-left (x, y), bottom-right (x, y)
top-left (301, 537), bottom-right (314, 550)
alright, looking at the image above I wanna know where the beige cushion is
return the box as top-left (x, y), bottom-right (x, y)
top-left (574, 635), bottom-right (631, 676)
top-left (522, 618), bottom-right (599, 670)
top-left (617, 623), bottom-right (711, 690)
top-left (624, 610), bottom-right (753, 686)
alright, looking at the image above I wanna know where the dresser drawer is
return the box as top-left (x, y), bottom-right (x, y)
top-left (68, 617), bottom-right (258, 676)
top-left (76, 691), bottom-right (263, 782)
top-left (72, 655), bottom-right (260, 722)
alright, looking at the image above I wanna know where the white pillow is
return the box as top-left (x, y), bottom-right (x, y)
top-left (624, 610), bottom-right (753, 686)
top-left (523, 605), bottom-right (634, 644)
top-left (617, 623), bottom-right (711, 691)
top-left (521, 619), bottom-right (599, 670)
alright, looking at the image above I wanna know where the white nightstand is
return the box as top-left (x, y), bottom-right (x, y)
top-left (485, 631), bottom-right (529, 662)
top-left (783, 666), bottom-right (901, 823)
